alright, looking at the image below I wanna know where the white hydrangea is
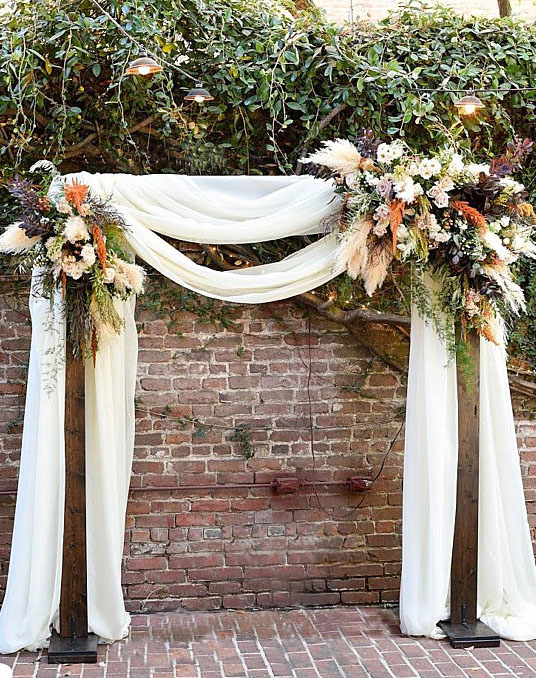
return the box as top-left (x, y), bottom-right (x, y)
top-left (431, 230), bottom-right (451, 243)
top-left (364, 172), bottom-right (380, 188)
top-left (393, 176), bottom-right (423, 204)
top-left (64, 216), bottom-right (89, 243)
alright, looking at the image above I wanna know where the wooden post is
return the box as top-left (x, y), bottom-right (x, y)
top-left (439, 330), bottom-right (500, 648)
top-left (48, 347), bottom-right (98, 663)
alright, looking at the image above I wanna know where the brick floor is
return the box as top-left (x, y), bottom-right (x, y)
top-left (2, 607), bottom-right (536, 677)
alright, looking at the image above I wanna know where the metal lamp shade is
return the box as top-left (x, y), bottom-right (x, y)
top-left (184, 82), bottom-right (214, 102)
top-left (454, 94), bottom-right (485, 115)
top-left (126, 56), bottom-right (163, 76)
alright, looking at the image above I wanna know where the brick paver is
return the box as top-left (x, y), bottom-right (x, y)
top-left (2, 607), bottom-right (536, 677)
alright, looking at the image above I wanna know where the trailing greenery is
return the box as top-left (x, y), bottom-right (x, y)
top-left (231, 423), bottom-right (253, 458)
top-left (139, 275), bottom-right (237, 330)
top-left (2, 0), bottom-right (536, 363)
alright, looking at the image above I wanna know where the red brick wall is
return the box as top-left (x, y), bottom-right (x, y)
top-left (1, 290), bottom-right (535, 612)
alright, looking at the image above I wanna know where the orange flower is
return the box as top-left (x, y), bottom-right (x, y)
top-left (480, 324), bottom-right (500, 346)
top-left (64, 179), bottom-right (89, 212)
top-left (389, 199), bottom-right (406, 254)
top-left (451, 200), bottom-right (487, 234)
top-left (92, 224), bottom-right (107, 274)
top-left (480, 305), bottom-right (500, 346)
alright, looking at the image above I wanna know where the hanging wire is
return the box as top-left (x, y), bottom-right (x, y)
top-left (408, 86), bottom-right (536, 93)
top-left (85, 0), bottom-right (198, 83)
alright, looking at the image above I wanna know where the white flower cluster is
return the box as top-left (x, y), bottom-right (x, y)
top-left (415, 212), bottom-right (451, 244)
top-left (376, 141), bottom-right (404, 164)
top-left (396, 224), bottom-right (414, 258)
top-left (484, 215), bottom-right (536, 262)
top-left (417, 157), bottom-right (442, 180)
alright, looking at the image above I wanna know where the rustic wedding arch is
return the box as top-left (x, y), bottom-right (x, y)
top-left (1, 172), bottom-right (536, 662)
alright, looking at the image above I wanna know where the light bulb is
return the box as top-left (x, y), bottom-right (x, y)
top-left (461, 104), bottom-right (476, 115)
top-left (194, 94), bottom-right (205, 103)
top-left (137, 66), bottom-right (151, 76)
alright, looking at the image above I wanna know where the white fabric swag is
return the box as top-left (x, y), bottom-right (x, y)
top-left (1, 173), bottom-right (536, 654)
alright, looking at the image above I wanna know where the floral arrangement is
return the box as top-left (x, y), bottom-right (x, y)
top-left (304, 133), bottom-right (536, 346)
top-left (0, 163), bottom-right (145, 359)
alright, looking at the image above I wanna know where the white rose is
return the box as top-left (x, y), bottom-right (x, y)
top-left (80, 243), bottom-right (96, 266)
top-left (439, 176), bottom-right (455, 192)
top-left (433, 191), bottom-right (449, 209)
top-left (345, 173), bottom-right (361, 190)
top-left (104, 266), bottom-right (116, 283)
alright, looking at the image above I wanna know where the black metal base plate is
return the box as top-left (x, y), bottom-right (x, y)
top-left (438, 620), bottom-right (501, 648)
top-left (48, 630), bottom-right (99, 664)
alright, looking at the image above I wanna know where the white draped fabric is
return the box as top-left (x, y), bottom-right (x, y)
top-left (400, 308), bottom-right (536, 640)
top-left (61, 173), bottom-right (345, 303)
top-left (69, 173), bottom-right (339, 243)
top-left (1, 172), bottom-right (536, 654)
top-left (0, 280), bottom-right (137, 653)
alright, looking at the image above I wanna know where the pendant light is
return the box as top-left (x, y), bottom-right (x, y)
top-left (184, 82), bottom-right (214, 103)
top-left (454, 92), bottom-right (486, 116)
top-left (126, 56), bottom-right (163, 76)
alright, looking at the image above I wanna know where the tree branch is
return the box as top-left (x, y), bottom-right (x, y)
top-left (497, 0), bottom-right (512, 16)
top-left (299, 291), bottom-right (410, 327)
top-left (296, 102), bottom-right (349, 175)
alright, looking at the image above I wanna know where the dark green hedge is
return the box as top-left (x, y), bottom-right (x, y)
top-left (2, 0), bottom-right (536, 364)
